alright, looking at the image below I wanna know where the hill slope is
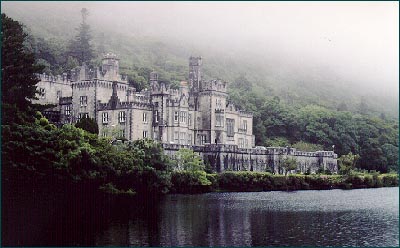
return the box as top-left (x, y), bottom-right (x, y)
top-left (2, 3), bottom-right (398, 119)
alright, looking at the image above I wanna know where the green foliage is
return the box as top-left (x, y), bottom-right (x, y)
top-left (1, 14), bottom-right (44, 124)
top-left (339, 152), bottom-right (360, 175)
top-left (66, 8), bottom-right (94, 64)
top-left (174, 148), bottom-right (205, 171)
top-left (2, 118), bottom-right (173, 196)
top-left (170, 171), bottom-right (212, 193)
top-left (169, 148), bottom-right (211, 193)
top-left (292, 141), bottom-right (324, 152)
top-left (265, 137), bottom-right (290, 147)
top-left (280, 157), bottom-right (298, 176)
top-left (75, 117), bottom-right (99, 134)
top-left (213, 172), bottom-right (397, 192)
top-left (99, 182), bottom-right (136, 195)
top-left (381, 144), bottom-right (399, 173)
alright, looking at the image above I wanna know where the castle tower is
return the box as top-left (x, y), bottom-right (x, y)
top-left (101, 53), bottom-right (119, 81)
top-left (189, 56), bottom-right (202, 92)
top-left (197, 80), bottom-right (228, 145)
top-left (150, 71), bottom-right (159, 89)
top-left (150, 71), bottom-right (169, 142)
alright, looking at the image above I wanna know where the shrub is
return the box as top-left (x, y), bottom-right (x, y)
top-left (171, 170), bottom-right (212, 193)
top-left (381, 174), bottom-right (398, 187)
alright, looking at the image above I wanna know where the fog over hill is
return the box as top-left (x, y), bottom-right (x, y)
top-left (2, 1), bottom-right (398, 117)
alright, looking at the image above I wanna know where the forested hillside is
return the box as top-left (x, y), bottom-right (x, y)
top-left (1, 5), bottom-right (398, 172)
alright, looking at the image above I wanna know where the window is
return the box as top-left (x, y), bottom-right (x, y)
top-left (57, 91), bottom-right (61, 100)
top-left (143, 131), bottom-right (148, 138)
top-left (180, 111), bottom-right (187, 123)
top-left (174, 131), bottom-right (179, 143)
top-left (197, 117), bottom-right (201, 128)
top-left (245, 139), bottom-right (249, 148)
top-left (78, 112), bottom-right (89, 120)
top-left (118, 111), bottom-right (126, 123)
top-left (215, 114), bottom-right (223, 127)
top-left (153, 131), bottom-right (158, 140)
top-left (188, 134), bottom-right (192, 145)
top-left (102, 112), bottom-right (109, 124)
top-left (200, 135), bottom-right (207, 145)
top-left (239, 138), bottom-right (244, 148)
top-left (226, 118), bottom-right (235, 137)
top-left (102, 131), bottom-right (108, 137)
top-left (64, 105), bottom-right (71, 116)
top-left (188, 113), bottom-right (192, 126)
top-left (174, 111), bottom-right (179, 122)
top-left (216, 99), bottom-right (222, 110)
top-left (80, 96), bottom-right (87, 106)
top-left (180, 132), bottom-right (186, 144)
top-left (39, 88), bottom-right (46, 99)
top-left (154, 110), bottom-right (159, 123)
top-left (143, 112), bottom-right (147, 123)
top-left (119, 129), bottom-right (125, 138)
top-left (243, 120), bottom-right (247, 131)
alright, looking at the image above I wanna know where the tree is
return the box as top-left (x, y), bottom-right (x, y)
top-left (174, 148), bottom-right (204, 171)
top-left (75, 117), bottom-right (99, 134)
top-left (232, 74), bottom-right (252, 92)
top-left (265, 137), bottom-right (290, 147)
top-left (280, 157), bottom-right (297, 176)
top-left (1, 14), bottom-right (44, 124)
top-left (67, 8), bottom-right (94, 64)
top-left (171, 148), bottom-right (211, 190)
top-left (292, 141), bottom-right (324, 152)
top-left (338, 152), bottom-right (360, 175)
top-left (381, 143), bottom-right (399, 173)
top-left (358, 96), bottom-right (369, 115)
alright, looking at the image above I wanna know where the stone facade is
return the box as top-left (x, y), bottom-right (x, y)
top-left (34, 53), bottom-right (338, 174)
top-left (163, 144), bottom-right (337, 174)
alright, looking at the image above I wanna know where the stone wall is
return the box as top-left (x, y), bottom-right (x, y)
top-left (33, 74), bottom-right (72, 106)
top-left (162, 143), bottom-right (338, 174)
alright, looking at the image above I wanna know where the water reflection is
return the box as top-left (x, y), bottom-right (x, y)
top-left (4, 187), bottom-right (398, 246)
top-left (95, 188), bottom-right (398, 247)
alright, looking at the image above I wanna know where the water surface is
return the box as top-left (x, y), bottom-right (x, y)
top-left (3, 187), bottom-right (399, 246)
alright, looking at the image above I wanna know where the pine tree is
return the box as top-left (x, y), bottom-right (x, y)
top-left (358, 96), bottom-right (369, 115)
top-left (75, 116), bottom-right (99, 134)
top-left (1, 14), bottom-right (44, 124)
top-left (67, 8), bottom-right (94, 65)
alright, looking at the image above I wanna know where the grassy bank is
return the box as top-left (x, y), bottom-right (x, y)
top-left (170, 171), bottom-right (399, 194)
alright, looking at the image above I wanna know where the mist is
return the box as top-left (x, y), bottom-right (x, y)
top-left (2, 1), bottom-right (398, 97)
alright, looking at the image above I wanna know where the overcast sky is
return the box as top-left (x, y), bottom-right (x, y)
top-left (2, 1), bottom-right (399, 95)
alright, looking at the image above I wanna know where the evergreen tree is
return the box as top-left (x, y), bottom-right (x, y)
top-left (1, 14), bottom-right (44, 124)
top-left (358, 96), bottom-right (369, 115)
top-left (75, 117), bottom-right (99, 134)
top-left (67, 8), bottom-right (94, 64)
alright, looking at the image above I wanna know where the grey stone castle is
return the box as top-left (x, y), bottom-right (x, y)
top-left (34, 53), bottom-right (338, 174)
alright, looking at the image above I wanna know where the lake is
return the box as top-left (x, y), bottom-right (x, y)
top-left (3, 187), bottom-right (399, 246)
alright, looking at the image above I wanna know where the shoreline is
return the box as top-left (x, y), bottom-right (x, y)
top-left (169, 172), bottom-right (399, 194)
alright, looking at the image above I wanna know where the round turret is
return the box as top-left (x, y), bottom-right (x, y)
top-left (101, 52), bottom-right (119, 80)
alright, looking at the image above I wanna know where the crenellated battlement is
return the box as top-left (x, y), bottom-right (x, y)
top-left (98, 99), bottom-right (152, 111)
top-left (225, 102), bottom-right (253, 117)
top-left (150, 81), bottom-right (171, 95)
top-left (201, 79), bottom-right (228, 93)
top-left (36, 73), bottom-right (72, 84)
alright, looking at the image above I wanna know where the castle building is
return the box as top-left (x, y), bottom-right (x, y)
top-left (34, 53), bottom-right (338, 174)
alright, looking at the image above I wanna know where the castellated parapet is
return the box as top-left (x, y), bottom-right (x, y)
top-left (34, 54), bottom-right (338, 174)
